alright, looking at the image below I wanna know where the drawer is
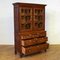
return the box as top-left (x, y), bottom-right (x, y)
top-left (32, 31), bottom-right (46, 38)
top-left (22, 43), bottom-right (49, 55)
top-left (20, 31), bottom-right (46, 40)
top-left (21, 37), bottom-right (48, 46)
top-left (20, 34), bottom-right (33, 40)
top-left (21, 39), bottom-right (33, 46)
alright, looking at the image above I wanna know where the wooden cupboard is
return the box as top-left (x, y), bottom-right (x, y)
top-left (13, 3), bottom-right (49, 57)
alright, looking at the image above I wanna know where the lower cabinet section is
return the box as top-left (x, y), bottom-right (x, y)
top-left (22, 43), bottom-right (49, 55)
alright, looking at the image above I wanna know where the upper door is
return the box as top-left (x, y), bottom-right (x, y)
top-left (19, 7), bottom-right (32, 32)
top-left (33, 6), bottom-right (45, 31)
top-left (19, 4), bottom-right (45, 32)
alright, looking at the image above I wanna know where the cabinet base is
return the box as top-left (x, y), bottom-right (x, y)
top-left (18, 49), bottom-right (48, 57)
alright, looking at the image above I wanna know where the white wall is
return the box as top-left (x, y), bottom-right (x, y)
top-left (0, 0), bottom-right (60, 45)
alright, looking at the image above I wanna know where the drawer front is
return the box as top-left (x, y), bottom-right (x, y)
top-left (20, 32), bottom-right (33, 40)
top-left (20, 31), bottom-right (46, 40)
top-left (20, 34), bottom-right (33, 40)
top-left (22, 43), bottom-right (49, 55)
top-left (32, 31), bottom-right (46, 38)
top-left (21, 37), bottom-right (48, 46)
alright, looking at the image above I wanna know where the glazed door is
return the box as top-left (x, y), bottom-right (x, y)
top-left (19, 7), bottom-right (32, 32)
top-left (33, 7), bottom-right (45, 31)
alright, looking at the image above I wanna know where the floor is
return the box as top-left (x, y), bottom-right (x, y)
top-left (0, 45), bottom-right (60, 60)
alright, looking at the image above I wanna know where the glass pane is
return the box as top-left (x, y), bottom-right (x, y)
top-left (26, 9), bottom-right (30, 14)
top-left (25, 16), bottom-right (30, 21)
top-left (35, 16), bottom-right (42, 21)
top-left (35, 10), bottom-right (37, 14)
top-left (21, 23), bottom-right (31, 29)
top-left (21, 9), bottom-right (24, 13)
top-left (25, 23), bottom-right (31, 29)
top-left (35, 9), bottom-right (44, 15)
top-left (35, 9), bottom-right (40, 14)
top-left (28, 9), bottom-right (30, 13)
top-left (35, 23), bottom-right (37, 26)
top-left (41, 9), bottom-right (44, 14)
top-left (35, 16), bottom-right (38, 19)
top-left (25, 9), bottom-right (27, 14)
top-left (24, 9), bottom-right (31, 14)
top-left (21, 8), bottom-right (31, 14)
top-left (38, 22), bottom-right (43, 28)
top-left (38, 10), bottom-right (40, 14)
top-left (38, 16), bottom-right (42, 21)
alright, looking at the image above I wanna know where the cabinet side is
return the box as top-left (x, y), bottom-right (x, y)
top-left (13, 4), bottom-right (21, 54)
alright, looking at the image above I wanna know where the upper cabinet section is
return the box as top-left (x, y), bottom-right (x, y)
top-left (13, 3), bottom-right (46, 32)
